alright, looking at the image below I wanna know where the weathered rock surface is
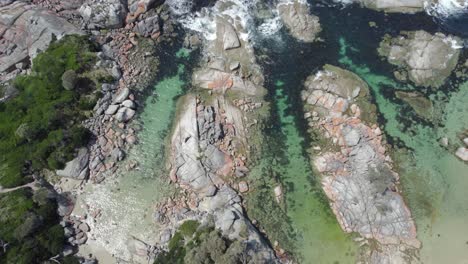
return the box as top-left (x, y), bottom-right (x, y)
top-left (56, 148), bottom-right (90, 180)
top-left (344, 0), bottom-right (426, 13)
top-left (79, 0), bottom-right (127, 29)
top-left (217, 19), bottom-right (240, 50)
top-left (278, 0), bottom-right (321, 42)
top-left (0, 1), bottom-right (83, 73)
top-left (378, 30), bottom-right (462, 88)
top-left (166, 2), bottom-right (279, 261)
top-left (302, 65), bottom-right (420, 263)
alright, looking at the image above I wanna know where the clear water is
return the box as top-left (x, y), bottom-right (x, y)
top-left (338, 37), bottom-right (468, 264)
top-left (245, 75), bottom-right (357, 263)
top-left (75, 48), bottom-right (191, 261)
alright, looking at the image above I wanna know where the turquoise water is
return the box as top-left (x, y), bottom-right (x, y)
top-left (246, 81), bottom-right (357, 263)
top-left (76, 48), bottom-right (192, 260)
top-left (338, 38), bottom-right (468, 263)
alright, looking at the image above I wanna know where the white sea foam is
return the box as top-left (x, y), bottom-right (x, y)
top-left (166, 0), bottom-right (261, 42)
top-left (425, 0), bottom-right (468, 17)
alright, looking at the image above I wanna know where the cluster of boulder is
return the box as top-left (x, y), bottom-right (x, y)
top-left (301, 65), bottom-right (420, 263)
top-left (277, 0), bottom-right (321, 43)
top-left (62, 216), bottom-right (91, 247)
top-left (378, 30), bottom-right (462, 88)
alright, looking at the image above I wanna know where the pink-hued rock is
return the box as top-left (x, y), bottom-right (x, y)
top-left (302, 65), bottom-right (420, 262)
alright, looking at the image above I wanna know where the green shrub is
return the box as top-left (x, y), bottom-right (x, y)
top-left (0, 35), bottom-right (96, 188)
top-left (0, 34), bottom-right (99, 263)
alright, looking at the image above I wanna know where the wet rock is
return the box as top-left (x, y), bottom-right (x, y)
top-left (455, 147), bottom-right (468, 161)
top-left (56, 148), bottom-right (89, 180)
top-left (378, 31), bottom-right (462, 88)
top-left (395, 91), bottom-right (433, 120)
top-left (274, 185), bottom-right (283, 203)
top-left (439, 137), bottom-right (449, 147)
top-left (278, 0), bottom-right (321, 42)
top-left (217, 18), bottom-right (240, 50)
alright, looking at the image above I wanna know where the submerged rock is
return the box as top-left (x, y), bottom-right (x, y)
top-left (278, 0), bottom-right (321, 42)
top-left (378, 31), bottom-right (462, 88)
top-left (302, 65), bottom-right (420, 262)
top-left (395, 91), bottom-right (433, 120)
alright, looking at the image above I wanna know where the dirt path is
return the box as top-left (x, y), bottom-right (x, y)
top-left (0, 181), bottom-right (38, 194)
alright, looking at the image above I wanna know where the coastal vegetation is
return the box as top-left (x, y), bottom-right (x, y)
top-left (0, 35), bottom-right (102, 263)
top-left (155, 220), bottom-right (250, 264)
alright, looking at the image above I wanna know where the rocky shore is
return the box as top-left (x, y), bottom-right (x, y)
top-left (278, 0), bottom-right (321, 43)
top-left (378, 30), bottom-right (462, 88)
top-left (301, 65), bottom-right (420, 263)
top-left (153, 2), bottom-right (281, 262)
top-left (1, 0), bottom-right (178, 262)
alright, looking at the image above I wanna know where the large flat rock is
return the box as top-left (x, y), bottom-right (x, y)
top-left (302, 65), bottom-right (420, 262)
top-left (378, 30), bottom-right (462, 88)
top-left (0, 1), bottom-right (83, 73)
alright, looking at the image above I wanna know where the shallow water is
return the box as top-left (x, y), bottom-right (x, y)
top-left (75, 47), bottom-right (192, 261)
top-left (244, 2), bottom-right (468, 262)
top-left (245, 79), bottom-right (357, 263)
top-left (338, 38), bottom-right (468, 264)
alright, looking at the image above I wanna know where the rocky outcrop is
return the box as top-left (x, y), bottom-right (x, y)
top-left (342, 0), bottom-right (426, 13)
top-left (395, 90), bottom-right (433, 120)
top-left (164, 1), bottom-right (279, 262)
top-left (278, 0), bottom-right (321, 43)
top-left (302, 65), bottom-right (420, 263)
top-left (79, 0), bottom-right (127, 29)
top-left (378, 30), bottom-right (462, 88)
top-left (0, 1), bottom-right (83, 74)
top-left (57, 148), bottom-right (90, 180)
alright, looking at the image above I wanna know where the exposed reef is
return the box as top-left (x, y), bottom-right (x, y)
top-left (378, 30), bottom-right (462, 88)
top-left (301, 65), bottom-right (420, 263)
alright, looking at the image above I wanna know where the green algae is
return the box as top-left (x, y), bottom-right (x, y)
top-left (246, 81), bottom-right (357, 264)
top-left (338, 37), bottom-right (468, 263)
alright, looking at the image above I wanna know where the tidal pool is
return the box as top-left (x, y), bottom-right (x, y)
top-left (75, 48), bottom-right (191, 261)
top-left (338, 38), bottom-right (468, 264)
